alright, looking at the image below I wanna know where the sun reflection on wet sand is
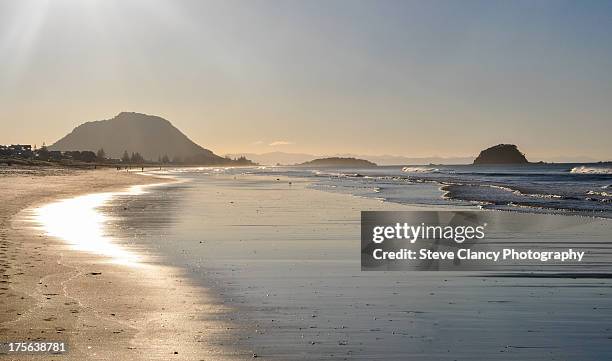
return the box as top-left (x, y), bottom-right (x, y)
top-left (33, 184), bottom-right (150, 267)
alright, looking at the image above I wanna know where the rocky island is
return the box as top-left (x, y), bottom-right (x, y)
top-left (473, 144), bottom-right (529, 165)
top-left (297, 157), bottom-right (377, 167)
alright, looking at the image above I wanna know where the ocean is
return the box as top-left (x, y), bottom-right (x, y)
top-left (239, 163), bottom-right (612, 218)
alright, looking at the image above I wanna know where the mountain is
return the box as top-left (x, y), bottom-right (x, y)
top-left (50, 112), bottom-right (226, 163)
top-left (473, 144), bottom-right (529, 165)
top-left (297, 157), bottom-right (377, 167)
top-left (225, 152), bottom-right (472, 166)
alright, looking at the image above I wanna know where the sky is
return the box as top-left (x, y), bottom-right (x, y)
top-left (1, 0), bottom-right (611, 161)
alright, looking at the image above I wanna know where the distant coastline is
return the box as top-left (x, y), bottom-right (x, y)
top-left (296, 157), bottom-right (377, 167)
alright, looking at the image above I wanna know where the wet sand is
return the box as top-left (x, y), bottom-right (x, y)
top-left (115, 171), bottom-right (612, 360)
top-left (0, 168), bottom-right (240, 360)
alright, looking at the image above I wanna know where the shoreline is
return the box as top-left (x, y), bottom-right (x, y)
top-left (126, 170), bottom-right (610, 360)
top-left (2, 167), bottom-right (610, 360)
top-left (0, 168), bottom-right (242, 360)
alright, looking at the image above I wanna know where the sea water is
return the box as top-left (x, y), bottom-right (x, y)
top-left (246, 163), bottom-right (612, 218)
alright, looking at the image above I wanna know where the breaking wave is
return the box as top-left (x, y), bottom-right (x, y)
top-left (569, 166), bottom-right (612, 174)
top-left (587, 190), bottom-right (612, 198)
top-left (401, 167), bottom-right (440, 173)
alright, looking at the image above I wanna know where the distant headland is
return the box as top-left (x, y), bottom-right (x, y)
top-left (296, 157), bottom-right (377, 167)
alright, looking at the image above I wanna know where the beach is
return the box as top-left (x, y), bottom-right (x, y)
top-left (0, 167), bottom-right (240, 360)
top-left (1, 166), bottom-right (611, 360)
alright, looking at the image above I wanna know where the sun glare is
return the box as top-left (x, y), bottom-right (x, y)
top-left (32, 186), bottom-right (148, 267)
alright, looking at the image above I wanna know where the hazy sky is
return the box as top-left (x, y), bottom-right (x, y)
top-left (1, 0), bottom-right (611, 160)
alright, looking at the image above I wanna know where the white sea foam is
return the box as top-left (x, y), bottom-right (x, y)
top-left (569, 166), bottom-right (612, 174)
top-left (587, 190), bottom-right (612, 197)
top-left (401, 167), bottom-right (439, 173)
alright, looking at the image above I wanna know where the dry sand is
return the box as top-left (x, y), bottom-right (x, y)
top-left (0, 167), bottom-right (240, 360)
